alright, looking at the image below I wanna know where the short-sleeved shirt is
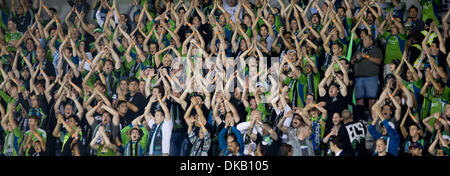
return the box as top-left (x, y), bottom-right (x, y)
top-left (125, 92), bottom-right (147, 120)
top-left (3, 127), bottom-right (23, 156)
top-left (25, 128), bottom-right (47, 143)
top-left (147, 119), bottom-right (173, 155)
top-left (353, 46), bottom-right (383, 77)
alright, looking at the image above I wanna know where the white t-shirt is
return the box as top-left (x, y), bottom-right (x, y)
top-left (78, 52), bottom-right (93, 71)
top-left (257, 35), bottom-right (274, 51)
top-left (281, 105), bottom-right (292, 143)
top-left (236, 121), bottom-right (262, 156)
top-left (147, 119), bottom-right (173, 155)
top-left (223, 0), bottom-right (242, 23)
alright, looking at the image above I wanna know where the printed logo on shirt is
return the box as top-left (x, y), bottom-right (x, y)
top-left (388, 37), bottom-right (399, 45)
top-left (345, 123), bottom-right (365, 144)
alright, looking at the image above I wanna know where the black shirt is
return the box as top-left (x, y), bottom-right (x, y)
top-left (168, 98), bottom-right (187, 133)
top-left (230, 96), bottom-right (246, 123)
top-left (337, 120), bottom-right (368, 156)
top-left (322, 91), bottom-right (347, 129)
top-left (126, 92), bottom-right (147, 121)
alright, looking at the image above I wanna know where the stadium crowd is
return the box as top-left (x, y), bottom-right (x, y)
top-left (0, 0), bottom-right (449, 156)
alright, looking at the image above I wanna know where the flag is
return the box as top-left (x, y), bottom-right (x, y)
top-left (346, 33), bottom-right (354, 61)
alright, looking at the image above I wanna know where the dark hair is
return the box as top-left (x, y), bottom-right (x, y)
top-left (68, 115), bottom-right (80, 125)
top-left (153, 85), bottom-right (165, 97)
top-left (332, 42), bottom-right (343, 50)
top-left (260, 24), bottom-right (268, 31)
top-left (312, 13), bottom-right (321, 20)
top-left (129, 127), bottom-right (143, 140)
top-left (177, 7), bottom-right (185, 13)
top-left (411, 31), bottom-right (423, 43)
top-left (279, 144), bottom-right (293, 156)
top-left (9, 81), bottom-right (17, 88)
top-left (128, 77), bottom-right (139, 85)
top-left (228, 133), bottom-right (237, 143)
top-left (357, 28), bottom-right (368, 38)
top-left (409, 5), bottom-right (418, 12)
top-left (330, 136), bottom-right (344, 149)
top-left (149, 41), bottom-right (158, 48)
top-left (97, 82), bottom-right (106, 89)
top-left (190, 15), bottom-right (201, 24)
top-left (8, 18), bottom-right (17, 25)
top-left (431, 39), bottom-right (440, 48)
top-left (104, 59), bottom-right (114, 65)
top-left (36, 79), bottom-right (45, 88)
top-left (117, 100), bottom-right (127, 107)
top-left (29, 115), bottom-right (40, 124)
top-left (49, 7), bottom-right (57, 13)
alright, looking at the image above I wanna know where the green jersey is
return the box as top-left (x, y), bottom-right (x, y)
top-left (61, 128), bottom-right (83, 152)
top-left (382, 32), bottom-right (406, 64)
top-left (420, 0), bottom-right (441, 26)
top-left (97, 145), bottom-right (116, 156)
top-left (4, 31), bottom-right (22, 52)
top-left (25, 129), bottom-right (47, 143)
top-left (284, 75), bottom-right (307, 108)
top-left (245, 103), bottom-right (268, 122)
top-left (3, 127), bottom-right (23, 156)
top-left (121, 124), bottom-right (149, 156)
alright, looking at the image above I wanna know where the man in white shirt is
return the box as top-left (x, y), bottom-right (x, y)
top-left (222, 0), bottom-right (242, 23)
top-left (145, 96), bottom-right (173, 156)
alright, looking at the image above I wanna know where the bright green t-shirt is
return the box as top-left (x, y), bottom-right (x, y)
top-left (25, 129), bottom-right (47, 143)
top-left (97, 145), bottom-right (116, 156)
top-left (382, 32), bottom-right (406, 64)
top-left (3, 127), bottom-right (23, 156)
